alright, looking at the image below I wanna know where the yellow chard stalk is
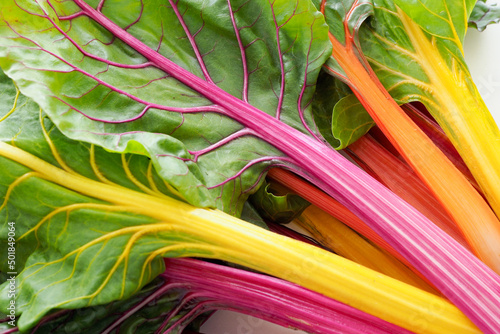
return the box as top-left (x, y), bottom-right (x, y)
top-left (397, 8), bottom-right (500, 220)
top-left (297, 205), bottom-right (439, 295)
top-left (0, 141), bottom-right (480, 334)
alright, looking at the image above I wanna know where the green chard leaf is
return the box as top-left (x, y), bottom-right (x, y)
top-left (0, 0), bottom-right (330, 216)
top-left (314, 0), bottom-right (497, 152)
top-left (0, 71), bottom-right (346, 333)
top-left (249, 181), bottom-right (309, 224)
top-left (0, 113), bottom-right (162, 329)
top-left (305, 0), bottom-right (376, 149)
top-left (312, 71), bottom-right (374, 149)
top-left (239, 201), bottom-right (270, 230)
top-left (319, 0), bottom-right (373, 45)
top-left (357, 0), bottom-right (475, 116)
top-left (311, 0), bottom-right (373, 81)
top-left (0, 69), bottom-right (241, 330)
top-left (330, 95), bottom-right (374, 149)
top-left (469, 0), bottom-right (500, 31)
top-left (3, 2), bottom-right (500, 333)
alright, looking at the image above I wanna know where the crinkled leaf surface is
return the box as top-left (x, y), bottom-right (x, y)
top-left (469, 0), bottom-right (500, 31)
top-left (0, 72), bottom-right (233, 330)
top-left (317, 0), bottom-right (487, 147)
top-left (0, 0), bottom-right (331, 216)
top-left (357, 0), bottom-right (500, 219)
top-left (357, 0), bottom-right (476, 112)
top-left (3, 2), bottom-right (500, 333)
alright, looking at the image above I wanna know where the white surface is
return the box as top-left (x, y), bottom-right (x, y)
top-left (464, 22), bottom-right (500, 124)
top-left (200, 16), bottom-right (500, 334)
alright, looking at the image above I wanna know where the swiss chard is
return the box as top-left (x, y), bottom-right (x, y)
top-left (318, 0), bottom-right (500, 272)
top-left (401, 103), bottom-right (481, 192)
top-left (347, 134), bottom-right (469, 248)
top-left (296, 204), bottom-right (438, 293)
top-left (159, 258), bottom-right (416, 334)
top-left (0, 104), bottom-right (477, 333)
top-left (1, 0), bottom-right (500, 332)
top-left (12, 257), bottom-right (415, 334)
top-left (312, 71), bottom-right (375, 149)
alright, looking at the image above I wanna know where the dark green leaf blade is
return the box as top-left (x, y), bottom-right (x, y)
top-left (0, 72), bottom-right (216, 330)
top-left (0, 0), bottom-right (331, 216)
top-left (469, 0), bottom-right (500, 31)
top-left (249, 181), bottom-right (309, 224)
top-left (330, 94), bottom-right (374, 149)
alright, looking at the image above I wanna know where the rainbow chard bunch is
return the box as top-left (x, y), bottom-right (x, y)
top-left (0, 0), bottom-right (499, 333)
top-left (1, 258), bottom-right (413, 334)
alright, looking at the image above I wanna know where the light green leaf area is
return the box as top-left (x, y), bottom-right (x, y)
top-left (0, 80), bottom-right (221, 331)
top-left (312, 71), bottom-right (374, 149)
top-left (0, 0), bottom-right (330, 216)
top-left (0, 70), bottom-right (27, 123)
top-left (331, 94), bottom-right (374, 149)
top-left (469, 0), bottom-right (500, 31)
top-left (393, 0), bottom-right (476, 42)
top-left (358, 0), bottom-right (477, 111)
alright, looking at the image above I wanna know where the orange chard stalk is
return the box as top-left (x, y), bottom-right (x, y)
top-left (402, 103), bottom-right (481, 193)
top-left (347, 134), bottom-right (470, 250)
top-left (320, 0), bottom-right (500, 273)
top-left (297, 205), bottom-right (440, 295)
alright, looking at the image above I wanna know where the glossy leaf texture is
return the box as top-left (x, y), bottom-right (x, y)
top-left (2, 101), bottom-right (481, 334)
top-left (358, 0), bottom-right (474, 106)
top-left (469, 0), bottom-right (500, 31)
top-left (0, 0), bottom-right (331, 216)
top-left (312, 71), bottom-right (374, 149)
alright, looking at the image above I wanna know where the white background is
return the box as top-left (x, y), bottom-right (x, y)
top-left (200, 14), bottom-right (500, 334)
